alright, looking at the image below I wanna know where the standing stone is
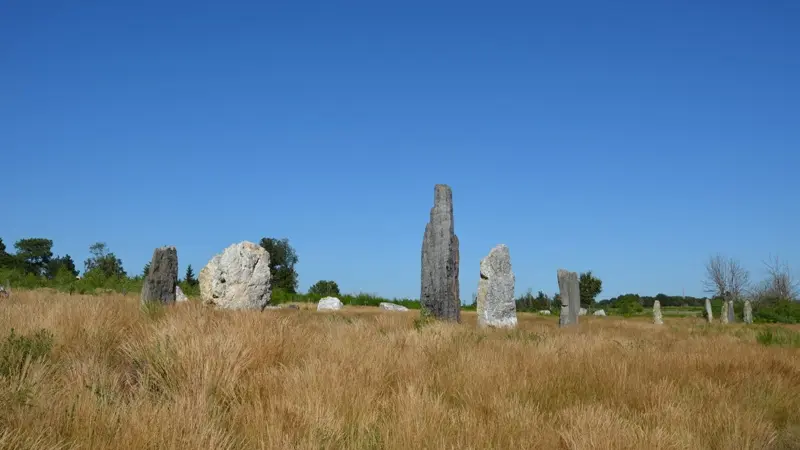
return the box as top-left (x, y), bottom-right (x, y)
top-left (593, 310), bottom-right (607, 316)
top-left (705, 298), bottom-right (714, 323)
top-left (557, 269), bottom-right (580, 327)
top-left (653, 300), bottom-right (663, 325)
top-left (140, 246), bottom-right (178, 305)
top-left (727, 300), bottom-right (736, 323)
top-left (744, 300), bottom-right (753, 324)
top-left (199, 241), bottom-right (271, 311)
top-left (175, 285), bottom-right (188, 302)
top-left (720, 301), bottom-right (729, 324)
top-left (420, 184), bottom-right (460, 322)
top-left (476, 245), bottom-right (516, 328)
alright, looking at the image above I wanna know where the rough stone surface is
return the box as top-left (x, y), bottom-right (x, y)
top-left (593, 309), bottom-right (607, 316)
top-left (175, 285), bottom-right (188, 302)
top-left (476, 245), bottom-right (517, 328)
top-left (705, 298), bottom-right (714, 323)
top-left (744, 300), bottom-right (753, 324)
top-left (199, 241), bottom-right (271, 311)
top-left (539, 310), bottom-right (552, 315)
top-left (317, 296), bottom-right (343, 311)
top-left (557, 269), bottom-right (580, 327)
top-left (720, 301), bottom-right (730, 324)
top-left (727, 300), bottom-right (735, 323)
top-left (380, 302), bottom-right (409, 312)
top-left (420, 184), bottom-right (460, 322)
top-left (140, 246), bottom-right (178, 305)
top-left (653, 300), bottom-right (664, 325)
top-left (579, 307), bottom-right (588, 316)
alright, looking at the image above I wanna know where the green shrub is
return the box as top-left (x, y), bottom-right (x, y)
top-left (308, 280), bottom-right (341, 297)
top-left (617, 297), bottom-right (643, 317)
top-left (754, 299), bottom-right (800, 324)
top-left (756, 328), bottom-right (800, 348)
top-left (0, 328), bottom-right (54, 377)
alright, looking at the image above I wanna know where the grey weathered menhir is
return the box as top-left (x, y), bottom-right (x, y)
top-left (705, 298), bottom-right (714, 323)
top-left (653, 300), bottom-right (664, 325)
top-left (743, 300), bottom-right (753, 324)
top-left (727, 300), bottom-right (735, 323)
top-left (720, 301), bottom-right (729, 324)
top-left (476, 245), bottom-right (516, 328)
top-left (420, 184), bottom-right (460, 322)
top-left (140, 246), bottom-right (179, 304)
top-left (199, 241), bottom-right (271, 311)
top-left (557, 269), bottom-right (580, 327)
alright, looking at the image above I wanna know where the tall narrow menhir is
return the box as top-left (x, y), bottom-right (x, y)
top-left (141, 246), bottom-right (178, 305)
top-left (421, 184), bottom-right (461, 322)
top-left (557, 269), bottom-right (580, 327)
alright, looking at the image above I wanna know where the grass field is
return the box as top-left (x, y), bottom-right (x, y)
top-left (1, 290), bottom-right (799, 449)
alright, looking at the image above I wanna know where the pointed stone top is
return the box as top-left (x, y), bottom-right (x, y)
top-left (480, 245), bottom-right (511, 278)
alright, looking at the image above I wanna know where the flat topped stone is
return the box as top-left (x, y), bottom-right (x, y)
top-left (199, 241), bottom-right (271, 311)
top-left (380, 302), bottom-right (409, 312)
top-left (557, 269), bottom-right (580, 327)
top-left (476, 245), bottom-right (516, 328)
top-left (317, 297), bottom-right (343, 311)
top-left (141, 246), bottom-right (178, 305)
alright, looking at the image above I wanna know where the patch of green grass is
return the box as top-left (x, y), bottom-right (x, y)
top-left (756, 328), bottom-right (800, 348)
top-left (0, 328), bottom-right (54, 377)
top-left (139, 300), bottom-right (166, 321)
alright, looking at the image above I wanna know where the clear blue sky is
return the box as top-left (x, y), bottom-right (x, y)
top-left (2, 1), bottom-right (798, 301)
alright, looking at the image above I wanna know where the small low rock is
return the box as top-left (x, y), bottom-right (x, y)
top-left (176, 285), bottom-right (188, 302)
top-left (380, 302), bottom-right (409, 312)
top-left (317, 297), bottom-right (343, 311)
top-left (285, 304), bottom-right (300, 310)
top-left (579, 307), bottom-right (588, 316)
top-left (593, 309), bottom-right (606, 316)
top-left (538, 310), bottom-right (552, 315)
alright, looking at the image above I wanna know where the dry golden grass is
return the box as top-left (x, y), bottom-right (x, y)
top-left (1, 290), bottom-right (799, 449)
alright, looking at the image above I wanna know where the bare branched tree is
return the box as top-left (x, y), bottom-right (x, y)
top-left (703, 253), bottom-right (750, 301)
top-left (759, 254), bottom-right (798, 301)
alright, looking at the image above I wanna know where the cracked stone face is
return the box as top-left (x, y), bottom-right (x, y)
top-left (476, 245), bottom-right (516, 328)
top-left (199, 241), bottom-right (271, 311)
top-left (420, 184), bottom-right (460, 322)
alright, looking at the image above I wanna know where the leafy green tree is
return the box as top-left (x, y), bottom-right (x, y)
top-left (46, 254), bottom-right (78, 279)
top-left (185, 264), bottom-right (198, 286)
top-left (579, 271), bottom-right (603, 306)
top-left (0, 238), bottom-right (16, 269)
top-left (259, 237), bottom-right (299, 293)
top-left (83, 242), bottom-right (126, 279)
top-left (142, 262), bottom-right (150, 278)
top-left (308, 280), bottom-right (340, 297)
top-left (612, 294), bottom-right (644, 316)
top-left (14, 238), bottom-right (53, 276)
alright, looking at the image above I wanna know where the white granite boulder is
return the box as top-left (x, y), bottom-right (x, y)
top-left (593, 309), bottom-right (606, 316)
top-left (379, 302), bottom-right (409, 312)
top-left (317, 297), bottom-right (343, 311)
top-left (199, 241), bottom-right (271, 311)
